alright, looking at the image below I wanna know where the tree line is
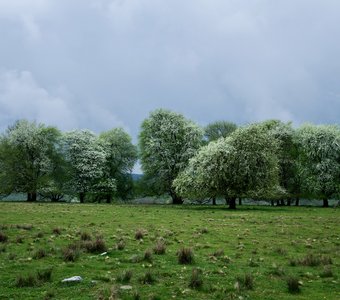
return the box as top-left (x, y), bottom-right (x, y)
top-left (1, 109), bottom-right (339, 208)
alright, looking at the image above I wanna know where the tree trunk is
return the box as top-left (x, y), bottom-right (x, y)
top-left (228, 197), bottom-right (236, 209)
top-left (225, 197), bottom-right (230, 205)
top-left (106, 194), bottom-right (112, 204)
top-left (271, 200), bottom-right (274, 206)
top-left (238, 198), bottom-right (242, 205)
top-left (280, 199), bottom-right (285, 206)
top-left (287, 199), bottom-right (291, 206)
top-left (27, 192), bottom-right (37, 202)
top-left (323, 198), bottom-right (329, 208)
top-left (212, 197), bottom-right (216, 205)
top-left (79, 192), bottom-right (85, 203)
top-left (295, 197), bottom-right (300, 206)
top-left (170, 190), bottom-right (183, 204)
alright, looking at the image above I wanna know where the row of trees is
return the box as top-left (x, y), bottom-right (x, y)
top-left (139, 110), bottom-right (340, 208)
top-left (0, 109), bottom-right (339, 208)
top-left (0, 120), bottom-right (137, 203)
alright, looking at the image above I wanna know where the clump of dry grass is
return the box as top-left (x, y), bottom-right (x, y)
top-left (62, 243), bottom-right (80, 262)
top-left (117, 270), bottom-right (133, 283)
top-left (0, 231), bottom-right (8, 243)
top-left (33, 248), bottom-right (47, 259)
top-left (116, 239), bottom-right (125, 250)
top-left (143, 249), bottom-right (153, 262)
top-left (82, 238), bottom-right (107, 253)
top-left (139, 271), bottom-right (156, 284)
top-left (153, 240), bottom-right (166, 255)
top-left (290, 253), bottom-right (332, 267)
top-left (16, 224), bottom-right (33, 230)
top-left (236, 273), bottom-right (254, 290)
top-left (320, 266), bottom-right (334, 278)
top-left (177, 247), bottom-right (194, 264)
top-left (80, 231), bottom-right (92, 241)
top-left (16, 236), bottom-right (24, 244)
top-left (189, 268), bottom-right (203, 289)
top-left (52, 227), bottom-right (62, 235)
top-left (286, 276), bottom-right (300, 294)
top-left (135, 229), bottom-right (145, 240)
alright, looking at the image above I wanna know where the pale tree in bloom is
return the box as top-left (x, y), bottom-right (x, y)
top-left (0, 119), bottom-right (61, 201)
top-left (63, 130), bottom-right (116, 203)
top-left (99, 128), bottom-right (137, 202)
top-left (139, 109), bottom-right (203, 204)
top-left (296, 124), bottom-right (340, 207)
top-left (174, 124), bottom-right (280, 209)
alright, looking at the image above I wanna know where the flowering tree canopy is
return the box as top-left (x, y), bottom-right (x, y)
top-left (139, 109), bottom-right (203, 204)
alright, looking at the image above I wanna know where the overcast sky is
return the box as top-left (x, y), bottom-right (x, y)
top-left (1, 0), bottom-right (340, 141)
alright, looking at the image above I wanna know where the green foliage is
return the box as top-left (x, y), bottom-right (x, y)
top-left (204, 120), bottom-right (237, 142)
top-left (139, 109), bottom-right (203, 203)
top-left (260, 120), bottom-right (301, 200)
top-left (99, 128), bottom-right (137, 200)
top-left (296, 124), bottom-right (340, 205)
top-left (62, 130), bottom-right (115, 202)
top-left (0, 120), bottom-right (62, 200)
top-left (174, 123), bottom-right (280, 208)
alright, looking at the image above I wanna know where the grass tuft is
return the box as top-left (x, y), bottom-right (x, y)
top-left (15, 273), bottom-right (38, 287)
top-left (212, 249), bottom-right (224, 257)
top-left (135, 229), bottom-right (144, 240)
top-left (236, 273), bottom-right (254, 290)
top-left (320, 266), bottom-right (333, 278)
top-left (189, 268), bottom-right (203, 289)
top-left (82, 238), bottom-right (107, 253)
top-left (286, 276), bottom-right (300, 294)
top-left (177, 247), bottom-right (194, 264)
top-left (37, 267), bottom-right (53, 282)
top-left (116, 239), bottom-right (126, 250)
top-left (16, 224), bottom-right (33, 230)
top-left (33, 248), bottom-right (47, 259)
top-left (52, 227), bottom-right (62, 235)
top-left (290, 253), bottom-right (332, 267)
top-left (139, 271), bottom-right (156, 284)
top-left (0, 231), bottom-right (8, 243)
top-left (116, 270), bottom-right (133, 283)
top-left (153, 240), bottom-right (166, 255)
top-left (144, 249), bottom-right (153, 262)
top-left (80, 231), bottom-right (92, 241)
top-left (62, 244), bottom-right (80, 262)
top-left (16, 236), bottom-right (24, 243)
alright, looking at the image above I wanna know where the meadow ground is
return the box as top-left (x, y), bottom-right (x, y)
top-left (0, 202), bottom-right (339, 300)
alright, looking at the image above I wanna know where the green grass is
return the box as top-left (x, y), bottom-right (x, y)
top-left (0, 202), bottom-right (339, 299)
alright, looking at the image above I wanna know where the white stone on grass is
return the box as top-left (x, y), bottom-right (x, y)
top-left (62, 276), bottom-right (83, 283)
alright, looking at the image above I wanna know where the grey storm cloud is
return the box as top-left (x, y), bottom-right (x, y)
top-left (1, 0), bottom-right (340, 138)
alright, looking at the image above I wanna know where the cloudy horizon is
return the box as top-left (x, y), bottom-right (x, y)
top-left (1, 0), bottom-right (339, 142)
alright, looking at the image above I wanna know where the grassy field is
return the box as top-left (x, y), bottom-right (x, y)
top-left (0, 203), bottom-right (339, 300)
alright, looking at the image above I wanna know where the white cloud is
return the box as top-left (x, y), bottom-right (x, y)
top-left (0, 70), bottom-right (76, 131)
top-left (0, 0), bottom-right (339, 137)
